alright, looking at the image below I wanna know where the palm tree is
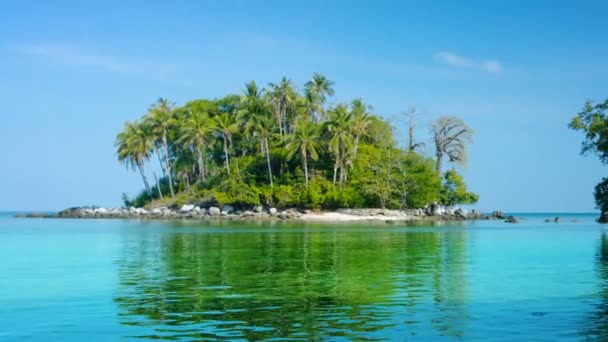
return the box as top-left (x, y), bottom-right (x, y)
top-left (304, 73), bottom-right (335, 122)
top-left (268, 77), bottom-right (296, 136)
top-left (286, 120), bottom-right (321, 189)
top-left (144, 98), bottom-right (176, 198)
top-left (178, 109), bottom-right (215, 182)
top-left (325, 104), bottom-right (354, 187)
top-left (249, 114), bottom-right (276, 187)
top-left (240, 81), bottom-right (277, 186)
top-left (431, 116), bottom-right (474, 174)
top-left (349, 98), bottom-right (372, 158)
top-left (214, 112), bottom-right (238, 176)
top-left (115, 120), bottom-right (154, 194)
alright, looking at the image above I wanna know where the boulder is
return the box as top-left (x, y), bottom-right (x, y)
top-left (253, 205), bottom-right (264, 213)
top-left (444, 207), bottom-right (455, 216)
top-left (505, 216), bottom-right (519, 224)
top-left (179, 204), bottom-right (195, 213)
top-left (151, 208), bottom-right (162, 215)
top-left (269, 207), bottom-right (278, 216)
top-left (208, 206), bottom-right (221, 216)
top-left (221, 205), bottom-right (235, 215)
top-left (455, 208), bottom-right (468, 219)
top-left (428, 202), bottom-right (444, 216)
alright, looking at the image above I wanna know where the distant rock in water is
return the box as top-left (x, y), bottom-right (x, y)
top-left (505, 216), bottom-right (519, 224)
top-left (492, 211), bottom-right (506, 220)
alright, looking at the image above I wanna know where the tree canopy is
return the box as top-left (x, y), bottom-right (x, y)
top-left (116, 74), bottom-right (478, 209)
top-left (570, 99), bottom-right (608, 221)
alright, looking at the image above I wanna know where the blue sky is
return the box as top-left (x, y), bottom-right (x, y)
top-left (0, 0), bottom-right (606, 212)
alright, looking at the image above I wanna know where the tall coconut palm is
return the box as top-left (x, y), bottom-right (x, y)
top-left (286, 120), bottom-right (321, 189)
top-left (214, 112), bottom-right (238, 176)
top-left (249, 113), bottom-right (276, 187)
top-left (178, 109), bottom-right (215, 182)
top-left (325, 104), bottom-right (354, 187)
top-left (349, 98), bottom-right (372, 158)
top-left (431, 116), bottom-right (474, 174)
top-left (144, 98), bottom-right (176, 197)
top-left (268, 77), bottom-right (296, 136)
top-left (304, 73), bottom-right (335, 122)
top-left (115, 120), bottom-right (154, 194)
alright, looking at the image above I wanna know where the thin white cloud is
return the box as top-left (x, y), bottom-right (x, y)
top-left (434, 51), bottom-right (502, 74)
top-left (14, 43), bottom-right (182, 79)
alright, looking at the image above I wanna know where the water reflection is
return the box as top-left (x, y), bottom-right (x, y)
top-left (582, 233), bottom-right (608, 340)
top-left (114, 225), bottom-right (469, 340)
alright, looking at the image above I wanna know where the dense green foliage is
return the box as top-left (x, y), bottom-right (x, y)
top-left (570, 99), bottom-right (608, 218)
top-left (439, 170), bottom-right (479, 206)
top-left (116, 74), bottom-right (477, 209)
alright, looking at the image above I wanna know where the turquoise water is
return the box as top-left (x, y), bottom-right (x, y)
top-left (0, 213), bottom-right (605, 341)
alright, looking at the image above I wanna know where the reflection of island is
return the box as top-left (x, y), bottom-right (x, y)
top-left (114, 224), bottom-right (469, 340)
top-left (581, 233), bottom-right (608, 340)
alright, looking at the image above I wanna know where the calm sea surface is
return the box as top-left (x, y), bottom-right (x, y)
top-left (0, 213), bottom-right (606, 341)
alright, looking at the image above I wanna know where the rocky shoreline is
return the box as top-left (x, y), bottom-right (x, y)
top-left (15, 202), bottom-right (518, 223)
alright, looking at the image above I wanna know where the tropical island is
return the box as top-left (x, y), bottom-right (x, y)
top-left (80, 73), bottom-right (481, 222)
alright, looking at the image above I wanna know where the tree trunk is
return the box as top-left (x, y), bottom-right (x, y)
top-left (137, 163), bottom-right (151, 194)
top-left (435, 152), bottom-right (443, 174)
top-left (223, 135), bottom-right (230, 176)
top-left (153, 172), bottom-right (163, 199)
top-left (162, 132), bottom-right (175, 198)
top-left (353, 136), bottom-right (360, 158)
top-left (197, 145), bottom-right (205, 182)
top-left (264, 138), bottom-right (273, 187)
top-left (302, 152), bottom-right (309, 189)
top-left (333, 163), bottom-right (338, 184)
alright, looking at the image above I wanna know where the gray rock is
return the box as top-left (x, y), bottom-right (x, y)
top-left (222, 205), bottom-right (235, 215)
top-left (240, 211), bottom-right (254, 217)
top-left (253, 205), bottom-right (264, 213)
top-left (505, 216), bottom-right (519, 224)
top-left (455, 208), bottom-right (468, 219)
top-left (180, 204), bottom-right (195, 213)
top-left (428, 202), bottom-right (443, 216)
top-left (269, 207), bottom-right (278, 215)
top-left (208, 206), bottom-right (221, 216)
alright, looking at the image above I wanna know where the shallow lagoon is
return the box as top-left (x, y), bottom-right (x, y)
top-left (0, 213), bottom-right (605, 341)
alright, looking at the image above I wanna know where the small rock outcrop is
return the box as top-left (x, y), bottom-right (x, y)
top-left (492, 211), bottom-right (506, 220)
top-left (505, 216), bottom-right (519, 224)
top-left (269, 207), bottom-right (278, 215)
